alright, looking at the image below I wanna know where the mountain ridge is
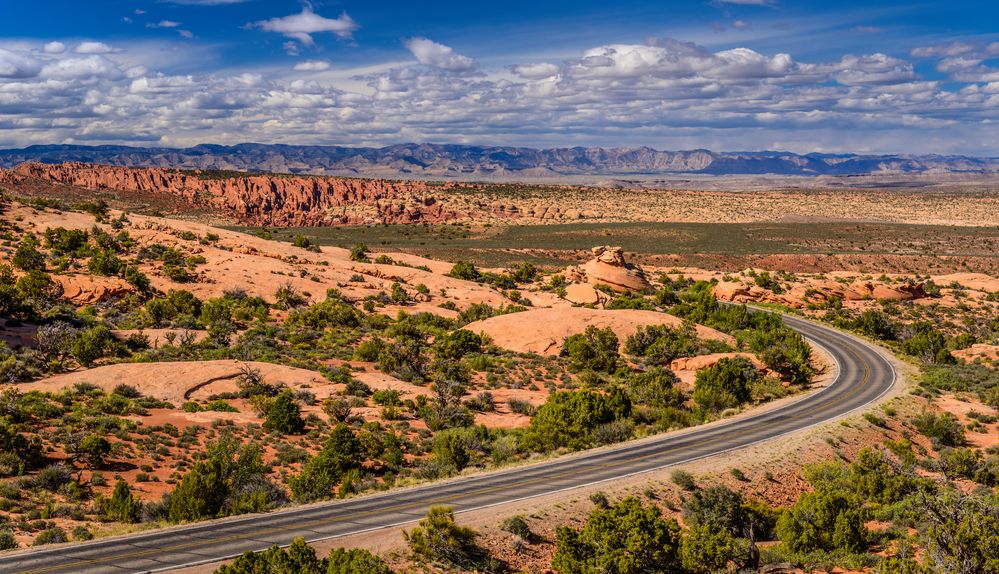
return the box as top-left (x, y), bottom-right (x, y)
top-left (1, 143), bottom-right (997, 177)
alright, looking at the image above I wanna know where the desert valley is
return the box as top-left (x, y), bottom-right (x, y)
top-left (1, 1), bottom-right (998, 572)
top-left (0, 158), bottom-right (995, 574)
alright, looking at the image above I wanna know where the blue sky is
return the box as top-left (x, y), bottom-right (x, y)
top-left (1, 0), bottom-right (998, 154)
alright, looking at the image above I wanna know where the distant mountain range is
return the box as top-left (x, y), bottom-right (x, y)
top-left (2, 143), bottom-right (997, 177)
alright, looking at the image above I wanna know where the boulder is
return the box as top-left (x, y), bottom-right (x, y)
top-left (563, 283), bottom-right (609, 306)
top-left (872, 283), bottom-right (926, 301)
top-left (713, 281), bottom-right (752, 301)
top-left (670, 352), bottom-right (765, 372)
top-left (578, 246), bottom-right (651, 292)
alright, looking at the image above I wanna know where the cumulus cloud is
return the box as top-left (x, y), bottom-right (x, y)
top-left (0, 36), bottom-right (997, 153)
top-left (254, 7), bottom-right (358, 46)
top-left (74, 41), bottom-right (116, 54)
top-left (0, 48), bottom-right (40, 78)
top-left (511, 62), bottom-right (560, 79)
top-left (43, 41), bottom-right (67, 54)
top-left (293, 60), bottom-right (331, 72)
top-left (404, 38), bottom-right (477, 72)
top-left (911, 41), bottom-right (999, 83)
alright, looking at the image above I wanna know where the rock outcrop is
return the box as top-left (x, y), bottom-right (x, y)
top-left (53, 274), bottom-right (133, 304)
top-left (714, 277), bottom-right (928, 308)
top-left (2, 162), bottom-right (468, 226)
top-left (571, 246), bottom-right (651, 293)
top-left (563, 283), bottom-right (610, 306)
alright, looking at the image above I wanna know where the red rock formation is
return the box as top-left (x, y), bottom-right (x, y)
top-left (3, 162), bottom-right (468, 226)
top-left (573, 246), bottom-right (652, 292)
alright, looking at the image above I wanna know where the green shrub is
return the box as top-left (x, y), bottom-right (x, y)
top-left (437, 329), bottom-right (482, 359)
top-left (552, 497), bottom-right (681, 574)
top-left (289, 424), bottom-right (362, 502)
top-left (563, 326), bottom-right (619, 373)
top-left (263, 391), bottom-right (306, 435)
top-left (624, 324), bottom-right (713, 365)
top-left (98, 480), bottom-right (140, 523)
top-left (33, 526), bottom-right (67, 546)
top-left (692, 357), bottom-right (758, 413)
top-left (912, 411), bottom-right (965, 448)
top-left (671, 469), bottom-right (697, 491)
top-left (447, 261), bottom-right (481, 281)
top-left (627, 367), bottom-right (684, 409)
top-left (500, 515), bottom-right (534, 541)
top-left (680, 524), bottom-right (745, 574)
top-left (44, 227), bottom-right (89, 254)
top-left (776, 486), bottom-right (867, 553)
top-left (521, 390), bottom-right (617, 452)
top-left (169, 438), bottom-right (277, 522)
top-left (0, 528), bottom-right (16, 550)
top-left (87, 249), bottom-right (123, 276)
top-left (216, 538), bottom-right (329, 574)
top-left (404, 506), bottom-right (486, 570)
top-left (327, 547), bottom-right (394, 574)
top-left (13, 235), bottom-right (46, 271)
top-left (349, 244), bottom-right (369, 262)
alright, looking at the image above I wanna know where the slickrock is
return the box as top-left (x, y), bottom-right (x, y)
top-left (465, 307), bottom-right (734, 356)
top-left (847, 281), bottom-right (925, 301)
top-left (951, 343), bottom-right (998, 365)
top-left (54, 274), bottom-right (133, 304)
top-left (19, 360), bottom-right (328, 405)
top-left (669, 352), bottom-right (765, 372)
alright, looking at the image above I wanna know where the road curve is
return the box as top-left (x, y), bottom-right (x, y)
top-left (0, 315), bottom-right (896, 574)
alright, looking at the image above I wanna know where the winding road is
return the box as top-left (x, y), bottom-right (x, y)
top-left (0, 314), bottom-right (897, 574)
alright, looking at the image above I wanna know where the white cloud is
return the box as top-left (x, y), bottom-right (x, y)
top-left (40, 56), bottom-right (124, 81)
top-left (1, 36), bottom-right (998, 154)
top-left (0, 48), bottom-right (40, 78)
top-left (294, 60), bottom-right (331, 72)
top-left (43, 41), bottom-right (66, 54)
top-left (147, 21), bottom-right (182, 29)
top-left (404, 38), bottom-right (477, 72)
top-left (74, 41), bottom-right (116, 54)
top-left (911, 41), bottom-right (999, 83)
top-left (512, 63), bottom-right (560, 79)
top-left (255, 7), bottom-right (358, 46)
top-left (833, 54), bottom-right (915, 85)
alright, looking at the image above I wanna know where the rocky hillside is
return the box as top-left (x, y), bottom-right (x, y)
top-left (1, 143), bottom-right (997, 177)
top-left (0, 162), bottom-right (477, 226)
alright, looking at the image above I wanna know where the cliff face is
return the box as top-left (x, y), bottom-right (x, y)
top-left (2, 162), bottom-right (464, 226)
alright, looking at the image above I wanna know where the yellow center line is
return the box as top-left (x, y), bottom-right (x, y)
top-left (21, 339), bottom-right (876, 574)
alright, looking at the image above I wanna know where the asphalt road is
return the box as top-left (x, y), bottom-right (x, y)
top-left (0, 314), bottom-right (897, 574)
